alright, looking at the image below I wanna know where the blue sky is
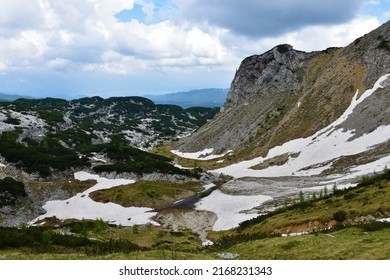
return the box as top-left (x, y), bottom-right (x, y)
top-left (0, 0), bottom-right (388, 99)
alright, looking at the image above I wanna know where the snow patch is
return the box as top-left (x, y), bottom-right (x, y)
top-left (30, 171), bottom-right (158, 226)
top-left (195, 189), bottom-right (272, 231)
top-left (213, 74), bottom-right (390, 179)
top-left (171, 148), bottom-right (233, 161)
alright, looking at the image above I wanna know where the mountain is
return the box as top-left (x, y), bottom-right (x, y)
top-left (145, 88), bottom-right (228, 108)
top-left (0, 92), bottom-right (31, 101)
top-left (0, 96), bottom-right (218, 151)
top-left (0, 96), bottom-right (218, 179)
top-left (1, 22), bottom-right (390, 259)
top-left (174, 21), bottom-right (390, 181)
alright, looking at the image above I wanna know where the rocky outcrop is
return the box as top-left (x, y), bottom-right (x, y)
top-left (224, 44), bottom-right (308, 109)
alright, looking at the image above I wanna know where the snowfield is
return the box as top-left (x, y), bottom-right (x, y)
top-left (212, 74), bottom-right (390, 179)
top-left (171, 148), bottom-right (233, 160)
top-left (195, 190), bottom-right (272, 231)
top-left (30, 172), bottom-right (158, 227)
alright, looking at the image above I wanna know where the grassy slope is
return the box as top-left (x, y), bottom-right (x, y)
top-left (89, 181), bottom-right (203, 208)
top-left (1, 170), bottom-right (390, 260)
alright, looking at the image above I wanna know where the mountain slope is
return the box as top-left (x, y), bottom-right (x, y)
top-left (174, 21), bottom-right (390, 178)
top-left (0, 96), bottom-right (219, 151)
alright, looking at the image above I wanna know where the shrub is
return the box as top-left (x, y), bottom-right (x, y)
top-left (333, 210), bottom-right (347, 222)
top-left (0, 177), bottom-right (27, 206)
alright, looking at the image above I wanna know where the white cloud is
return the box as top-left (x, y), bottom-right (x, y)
top-left (0, 61), bottom-right (7, 72)
top-left (0, 0), bottom-right (386, 96)
top-left (266, 16), bottom-right (381, 52)
top-left (0, 0), bottom-right (231, 75)
top-left (47, 58), bottom-right (72, 70)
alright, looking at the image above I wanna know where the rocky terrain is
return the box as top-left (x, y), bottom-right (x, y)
top-left (175, 21), bottom-right (390, 164)
top-left (1, 22), bottom-right (390, 256)
top-left (0, 96), bottom-right (219, 151)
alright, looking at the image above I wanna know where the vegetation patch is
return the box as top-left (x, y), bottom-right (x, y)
top-left (0, 177), bottom-right (27, 206)
top-left (0, 130), bottom-right (90, 177)
top-left (89, 181), bottom-right (203, 209)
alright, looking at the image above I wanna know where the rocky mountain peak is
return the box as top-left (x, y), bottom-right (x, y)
top-left (224, 44), bottom-right (308, 110)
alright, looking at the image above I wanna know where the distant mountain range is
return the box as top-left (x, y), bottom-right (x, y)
top-left (0, 93), bottom-right (31, 101)
top-left (0, 88), bottom-right (228, 108)
top-left (145, 88), bottom-right (228, 108)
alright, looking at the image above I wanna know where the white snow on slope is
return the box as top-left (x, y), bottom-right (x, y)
top-left (30, 172), bottom-right (158, 226)
top-left (195, 190), bottom-right (272, 231)
top-left (213, 74), bottom-right (390, 179)
top-left (171, 148), bottom-right (233, 161)
top-left (0, 163), bottom-right (5, 167)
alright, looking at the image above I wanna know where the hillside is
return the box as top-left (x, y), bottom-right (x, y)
top-left (175, 21), bottom-right (390, 166)
top-left (0, 96), bottom-right (218, 151)
top-left (0, 96), bottom-right (219, 227)
top-left (1, 170), bottom-right (390, 259)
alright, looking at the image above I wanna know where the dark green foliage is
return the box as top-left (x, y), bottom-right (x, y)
top-left (377, 36), bottom-right (390, 51)
top-left (358, 169), bottom-right (390, 187)
top-left (276, 44), bottom-right (290, 54)
top-left (0, 223), bottom-right (141, 255)
top-left (13, 97), bottom-right (68, 109)
top-left (0, 226), bottom-right (92, 249)
top-left (211, 232), bottom-right (272, 251)
top-left (361, 221), bottom-right (390, 232)
top-left (0, 177), bottom-right (27, 206)
top-left (79, 143), bottom-right (200, 178)
top-left (0, 131), bottom-right (90, 177)
top-left (3, 117), bottom-right (21, 125)
top-left (85, 239), bottom-right (141, 256)
top-left (333, 210), bottom-right (347, 222)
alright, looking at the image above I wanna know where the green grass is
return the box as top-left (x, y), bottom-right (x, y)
top-left (223, 227), bottom-right (390, 260)
top-left (89, 181), bottom-right (203, 208)
top-left (236, 173), bottom-right (390, 235)
top-left (2, 170), bottom-right (390, 260)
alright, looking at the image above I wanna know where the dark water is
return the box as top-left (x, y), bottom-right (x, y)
top-left (153, 186), bottom-right (217, 212)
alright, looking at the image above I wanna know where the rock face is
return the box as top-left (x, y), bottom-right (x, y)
top-left (175, 21), bottom-right (390, 162)
top-left (224, 44), bottom-right (307, 109)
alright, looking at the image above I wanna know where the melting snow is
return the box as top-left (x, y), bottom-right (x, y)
top-left (171, 148), bottom-right (233, 161)
top-left (30, 172), bottom-right (158, 226)
top-left (213, 74), bottom-right (390, 179)
top-left (195, 189), bottom-right (272, 231)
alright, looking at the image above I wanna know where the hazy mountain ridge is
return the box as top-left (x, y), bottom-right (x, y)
top-left (146, 88), bottom-right (228, 108)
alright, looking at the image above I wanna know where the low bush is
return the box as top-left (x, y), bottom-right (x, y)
top-left (333, 210), bottom-right (347, 222)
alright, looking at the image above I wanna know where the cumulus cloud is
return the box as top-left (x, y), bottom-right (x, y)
top-left (0, 61), bottom-right (7, 72)
top-left (175, 0), bottom-right (365, 38)
top-left (0, 0), bottom-right (386, 97)
top-left (0, 0), bottom-right (231, 75)
top-left (238, 16), bottom-right (381, 54)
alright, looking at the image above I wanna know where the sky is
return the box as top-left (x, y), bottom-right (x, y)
top-left (0, 0), bottom-right (389, 99)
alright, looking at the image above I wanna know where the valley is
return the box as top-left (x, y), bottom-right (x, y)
top-left (1, 20), bottom-right (390, 260)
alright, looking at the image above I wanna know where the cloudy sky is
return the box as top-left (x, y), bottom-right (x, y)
top-left (0, 0), bottom-right (388, 99)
